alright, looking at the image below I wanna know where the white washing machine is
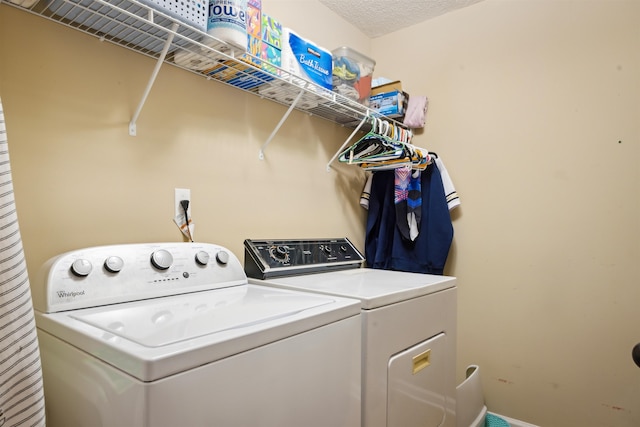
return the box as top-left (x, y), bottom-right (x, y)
top-left (245, 238), bottom-right (457, 427)
top-left (32, 242), bottom-right (362, 427)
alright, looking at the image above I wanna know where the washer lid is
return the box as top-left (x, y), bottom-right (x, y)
top-left (251, 268), bottom-right (456, 309)
top-left (70, 286), bottom-right (332, 347)
top-left (35, 285), bottom-right (360, 382)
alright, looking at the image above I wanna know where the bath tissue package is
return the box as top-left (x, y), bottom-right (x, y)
top-left (173, 47), bottom-right (221, 71)
top-left (258, 80), bottom-right (326, 110)
top-left (281, 28), bottom-right (333, 90)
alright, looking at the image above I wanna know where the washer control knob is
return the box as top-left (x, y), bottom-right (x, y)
top-left (150, 249), bottom-right (173, 270)
top-left (104, 256), bottom-right (124, 273)
top-left (70, 259), bottom-right (93, 277)
top-left (322, 245), bottom-right (332, 255)
top-left (195, 251), bottom-right (210, 266)
top-left (216, 250), bottom-right (229, 265)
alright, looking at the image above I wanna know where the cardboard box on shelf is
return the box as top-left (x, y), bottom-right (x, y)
top-left (371, 80), bottom-right (403, 96)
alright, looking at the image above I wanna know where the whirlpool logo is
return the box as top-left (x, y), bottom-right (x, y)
top-left (57, 290), bottom-right (85, 299)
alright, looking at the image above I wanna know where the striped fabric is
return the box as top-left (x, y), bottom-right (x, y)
top-left (0, 97), bottom-right (46, 426)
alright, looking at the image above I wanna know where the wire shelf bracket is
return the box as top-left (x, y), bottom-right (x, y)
top-left (325, 115), bottom-right (368, 172)
top-left (129, 21), bottom-right (179, 136)
top-left (258, 89), bottom-right (304, 160)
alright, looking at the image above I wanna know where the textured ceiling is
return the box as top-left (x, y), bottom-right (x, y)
top-left (318, 0), bottom-right (485, 38)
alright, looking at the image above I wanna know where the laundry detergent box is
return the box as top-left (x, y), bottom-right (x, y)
top-left (244, 0), bottom-right (262, 68)
top-left (243, 35), bottom-right (262, 67)
top-left (246, 0), bottom-right (261, 39)
top-left (261, 42), bottom-right (281, 75)
top-left (332, 46), bottom-right (376, 106)
top-left (281, 28), bottom-right (333, 90)
top-left (256, 13), bottom-right (282, 75)
top-left (261, 13), bottom-right (282, 49)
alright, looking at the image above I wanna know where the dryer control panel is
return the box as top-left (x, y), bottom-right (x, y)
top-left (244, 238), bottom-right (364, 279)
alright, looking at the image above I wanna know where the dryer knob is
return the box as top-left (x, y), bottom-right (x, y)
top-left (195, 251), bottom-right (210, 266)
top-left (216, 250), bottom-right (229, 265)
top-left (151, 249), bottom-right (173, 270)
top-left (275, 246), bottom-right (288, 258)
top-left (70, 259), bottom-right (93, 277)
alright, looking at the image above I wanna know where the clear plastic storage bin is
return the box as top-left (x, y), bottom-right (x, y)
top-left (331, 46), bottom-right (376, 106)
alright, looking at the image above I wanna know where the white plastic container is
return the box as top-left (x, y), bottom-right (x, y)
top-left (46, 0), bottom-right (204, 52)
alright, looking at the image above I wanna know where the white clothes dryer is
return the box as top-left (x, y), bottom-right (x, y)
top-left (32, 242), bottom-right (362, 427)
top-left (245, 238), bottom-right (457, 427)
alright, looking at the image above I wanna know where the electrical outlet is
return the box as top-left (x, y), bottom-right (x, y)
top-left (175, 188), bottom-right (191, 218)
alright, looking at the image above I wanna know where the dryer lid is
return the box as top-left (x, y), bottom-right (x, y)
top-left (252, 268), bottom-right (456, 309)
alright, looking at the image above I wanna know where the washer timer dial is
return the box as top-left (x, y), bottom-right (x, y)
top-left (150, 249), bottom-right (173, 270)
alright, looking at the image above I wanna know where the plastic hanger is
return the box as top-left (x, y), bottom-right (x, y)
top-left (338, 117), bottom-right (403, 164)
top-left (337, 116), bottom-right (434, 172)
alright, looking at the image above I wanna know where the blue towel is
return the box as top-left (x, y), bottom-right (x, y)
top-left (486, 413), bottom-right (511, 427)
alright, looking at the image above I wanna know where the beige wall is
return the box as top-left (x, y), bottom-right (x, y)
top-left (1, 0), bottom-right (639, 426)
top-left (373, 0), bottom-right (640, 426)
top-left (0, 0), bottom-right (370, 273)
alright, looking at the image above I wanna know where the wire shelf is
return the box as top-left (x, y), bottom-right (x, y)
top-left (4, 0), bottom-right (380, 129)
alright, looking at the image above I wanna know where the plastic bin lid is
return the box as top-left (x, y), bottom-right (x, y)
top-left (331, 46), bottom-right (376, 66)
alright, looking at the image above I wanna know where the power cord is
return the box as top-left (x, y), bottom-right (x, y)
top-left (180, 199), bottom-right (194, 242)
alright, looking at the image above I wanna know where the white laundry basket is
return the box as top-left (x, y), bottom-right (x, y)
top-left (456, 365), bottom-right (488, 427)
top-left (456, 365), bottom-right (540, 427)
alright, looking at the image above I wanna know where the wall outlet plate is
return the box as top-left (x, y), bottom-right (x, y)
top-left (175, 188), bottom-right (191, 218)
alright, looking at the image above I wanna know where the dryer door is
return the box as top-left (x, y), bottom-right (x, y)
top-left (387, 332), bottom-right (447, 427)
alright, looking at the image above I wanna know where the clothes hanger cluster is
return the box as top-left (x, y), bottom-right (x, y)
top-left (337, 117), bottom-right (433, 171)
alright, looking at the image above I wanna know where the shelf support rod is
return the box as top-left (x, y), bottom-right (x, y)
top-left (129, 22), bottom-right (179, 136)
top-left (259, 90), bottom-right (305, 160)
top-left (326, 115), bottom-right (368, 172)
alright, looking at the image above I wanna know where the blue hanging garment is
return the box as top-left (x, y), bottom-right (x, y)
top-left (365, 162), bottom-right (453, 275)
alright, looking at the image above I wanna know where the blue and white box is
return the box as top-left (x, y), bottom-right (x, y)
top-left (370, 90), bottom-right (407, 118)
top-left (281, 28), bottom-right (332, 90)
